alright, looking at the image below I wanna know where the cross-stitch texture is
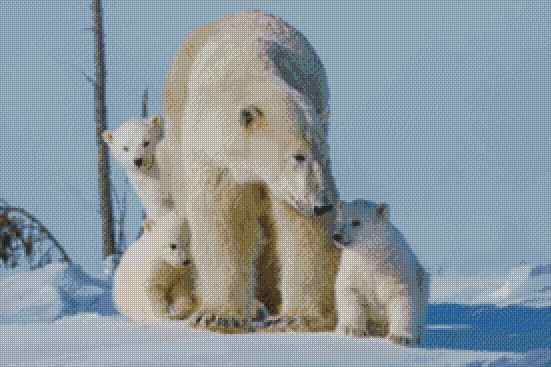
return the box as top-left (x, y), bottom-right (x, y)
top-left (1, 1), bottom-right (549, 366)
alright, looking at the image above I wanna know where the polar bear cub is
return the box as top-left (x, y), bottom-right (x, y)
top-left (102, 116), bottom-right (174, 225)
top-left (333, 200), bottom-right (430, 346)
top-left (113, 212), bottom-right (196, 323)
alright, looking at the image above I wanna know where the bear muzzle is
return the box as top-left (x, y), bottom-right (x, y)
top-left (332, 232), bottom-right (351, 248)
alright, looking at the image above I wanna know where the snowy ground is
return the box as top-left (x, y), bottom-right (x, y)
top-left (0, 263), bottom-right (550, 367)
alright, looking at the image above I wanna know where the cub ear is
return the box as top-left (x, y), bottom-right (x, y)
top-left (150, 115), bottom-right (163, 128)
top-left (102, 130), bottom-right (113, 144)
top-left (376, 203), bottom-right (389, 222)
top-left (240, 105), bottom-right (263, 128)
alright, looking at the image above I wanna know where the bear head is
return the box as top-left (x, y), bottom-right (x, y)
top-left (332, 199), bottom-right (390, 249)
top-left (102, 116), bottom-right (163, 175)
top-left (142, 212), bottom-right (192, 268)
top-left (183, 71), bottom-right (335, 217)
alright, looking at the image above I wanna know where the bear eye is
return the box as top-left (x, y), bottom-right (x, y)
top-left (240, 105), bottom-right (262, 128)
top-left (123, 146), bottom-right (129, 152)
top-left (170, 244), bottom-right (177, 250)
top-left (242, 110), bottom-right (254, 126)
top-left (143, 141), bottom-right (150, 148)
top-left (293, 154), bottom-right (306, 163)
top-left (351, 220), bottom-right (361, 227)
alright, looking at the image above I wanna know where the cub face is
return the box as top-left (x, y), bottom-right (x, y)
top-left (162, 236), bottom-right (191, 268)
top-left (332, 199), bottom-right (389, 250)
top-left (102, 116), bottom-right (163, 174)
top-left (143, 215), bottom-right (192, 268)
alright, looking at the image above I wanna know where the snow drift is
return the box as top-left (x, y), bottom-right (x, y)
top-left (0, 264), bottom-right (550, 366)
top-left (431, 262), bottom-right (551, 308)
top-left (0, 262), bottom-right (116, 323)
top-left (0, 315), bottom-right (523, 367)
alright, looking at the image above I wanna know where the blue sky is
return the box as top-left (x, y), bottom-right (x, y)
top-left (1, 1), bottom-right (550, 276)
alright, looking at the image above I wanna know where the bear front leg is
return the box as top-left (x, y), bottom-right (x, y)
top-left (335, 286), bottom-right (369, 337)
top-left (186, 176), bottom-right (259, 333)
top-left (268, 200), bottom-right (340, 332)
top-left (386, 292), bottom-right (421, 346)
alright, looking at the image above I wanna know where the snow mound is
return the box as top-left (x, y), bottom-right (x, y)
top-left (0, 315), bottom-right (520, 367)
top-left (431, 263), bottom-right (551, 308)
top-left (0, 262), bottom-right (116, 324)
top-left (474, 263), bottom-right (551, 308)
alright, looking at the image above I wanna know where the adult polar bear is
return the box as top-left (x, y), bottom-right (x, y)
top-left (159, 10), bottom-right (340, 333)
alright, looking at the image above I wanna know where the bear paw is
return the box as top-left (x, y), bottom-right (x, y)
top-left (252, 301), bottom-right (269, 322)
top-left (187, 310), bottom-right (254, 334)
top-left (262, 315), bottom-right (322, 332)
top-left (335, 324), bottom-right (369, 337)
top-left (388, 334), bottom-right (420, 347)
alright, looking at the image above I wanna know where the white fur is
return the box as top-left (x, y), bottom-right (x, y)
top-left (113, 212), bottom-right (196, 323)
top-left (334, 200), bottom-right (430, 345)
top-left (104, 117), bottom-right (174, 224)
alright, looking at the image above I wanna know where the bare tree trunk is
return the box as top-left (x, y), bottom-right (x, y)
top-left (136, 88), bottom-right (149, 240)
top-left (92, 0), bottom-right (115, 259)
top-left (142, 88), bottom-right (149, 118)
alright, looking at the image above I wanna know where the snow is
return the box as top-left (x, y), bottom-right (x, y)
top-left (426, 324), bottom-right (472, 331)
top-left (0, 315), bottom-right (520, 367)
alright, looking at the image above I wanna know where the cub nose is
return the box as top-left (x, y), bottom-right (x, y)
top-left (134, 158), bottom-right (143, 167)
top-left (333, 233), bottom-right (343, 242)
top-left (182, 259), bottom-right (191, 266)
top-left (313, 204), bottom-right (333, 217)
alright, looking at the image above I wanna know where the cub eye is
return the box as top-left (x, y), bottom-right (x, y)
top-left (293, 154), bottom-right (306, 163)
top-left (123, 146), bottom-right (129, 152)
top-left (170, 244), bottom-right (177, 250)
top-left (143, 141), bottom-right (150, 148)
top-left (351, 220), bottom-right (361, 227)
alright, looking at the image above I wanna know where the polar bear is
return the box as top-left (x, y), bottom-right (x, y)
top-left (113, 212), bottom-right (196, 322)
top-left (158, 11), bottom-right (340, 333)
top-left (333, 200), bottom-right (430, 346)
top-left (102, 116), bottom-right (174, 225)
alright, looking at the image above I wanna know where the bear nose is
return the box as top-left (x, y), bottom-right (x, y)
top-left (182, 259), bottom-right (191, 266)
top-left (313, 204), bottom-right (333, 217)
top-left (134, 158), bottom-right (143, 167)
top-left (333, 233), bottom-right (343, 242)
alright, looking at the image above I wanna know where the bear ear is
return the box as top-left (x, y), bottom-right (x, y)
top-left (150, 115), bottom-right (163, 128)
top-left (376, 203), bottom-right (389, 222)
top-left (240, 105), bottom-right (263, 128)
top-left (102, 130), bottom-right (113, 144)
